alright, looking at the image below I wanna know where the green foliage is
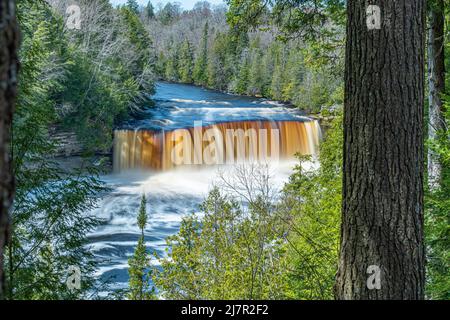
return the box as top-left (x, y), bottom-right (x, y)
top-left (226, 0), bottom-right (346, 43)
top-left (126, 0), bottom-right (140, 15)
top-left (164, 39), bottom-right (180, 81)
top-left (158, 2), bottom-right (181, 25)
top-left (7, 0), bottom-right (158, 299)
top-left (61, 52), bottom-right (139, 152)
top-left (4, 1), bottom-right (110, 300)
top-left (207, 33), bottom-right (233, 90)
top-left (7, 166), bottom-right (105, 299)
top-left (119, 6), bottom-right (154, 77)
top-left (137, 194), bottom-right (148, 234)
top-left (179, 40), bottom-right (194, 83)
top-left (425, 97), bottom-right (450, 300)
top-left (247, 40), bottom-right (264, 96)
top-left (146, 1), bottom-right (155, 19)
top-left (233, 50), bottom-right (250, 94)
top-left (193, 22), bottom-right (210, 86)
top-left (154, 182), bottom-right (289, 299)
top-left (17, 0), bottom-right (155, 154)
top-left (280, 114), bottom-right (342, 299)
top-left (128, 236), bottom-right (155, 300)
top-left (424, 12), bottom-right (450, 299)
top-left (128, 194), bottom-right (155, 300)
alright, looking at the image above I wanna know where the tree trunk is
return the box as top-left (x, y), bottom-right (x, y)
top-left (335, 0), bottom-right (426, 299)
top-left (0, 0), bottom-right (19, 299)
top-left (427, 0), bottom-right (446, 190)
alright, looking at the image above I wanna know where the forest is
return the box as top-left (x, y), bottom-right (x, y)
top-left (0, 0), bottom-right (448, 301)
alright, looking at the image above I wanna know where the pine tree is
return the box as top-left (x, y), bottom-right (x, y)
top-left (247, 39), bottom-right (264, 96)
top-left (281, 48), bottom-right (304, 102)
top-left (178, 39), bottom-right (194, 83)
top-left (234, 49), bottom-right (250, 95)
top-left (164, 39), bottom-right (180, 82)
top-left (128, 194), bottom-right (154, 300)
top-left (126, 0), bottom-right (140, 15)
top-left (7, 1), bottom-right (105, 299)
top-left (207, 33), bottom-right (233, 91)
top-left (269, 45), bottom-right (285, 101)
top-left (159, 2), bottom-right (181, 25)
top-left (193, 22), bottom-right (209, 86)
top-left (137, 194), bottom-right (147, 236)
top-left (145, 1), bottom-right (155, 19)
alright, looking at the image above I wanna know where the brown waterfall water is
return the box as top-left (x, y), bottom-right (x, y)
top-left (114, 120), bottom-right (321, 171)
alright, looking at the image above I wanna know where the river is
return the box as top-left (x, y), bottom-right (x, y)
top-left (88, 82), bottom-right (321, 292)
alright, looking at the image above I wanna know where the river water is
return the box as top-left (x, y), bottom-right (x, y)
top-left (88, 82), bottom-right (320, 292)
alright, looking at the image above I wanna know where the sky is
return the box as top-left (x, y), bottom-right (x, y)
top-left (109, 0), bottom-right (226, 10)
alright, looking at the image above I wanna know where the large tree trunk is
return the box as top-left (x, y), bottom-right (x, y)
top-left (0, 0), bottom-right (19, 299)
top-left (427, 0), bottom-right (446, 190)
top-left (335, 0), bottom-right (426, 299)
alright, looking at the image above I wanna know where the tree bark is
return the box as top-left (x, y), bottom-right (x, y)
top-left (0, 0), bottom-right (19, 299)
top-left (335, 0), bottom-right (426, 299)
top-left (427, 0), bottom-right (446, 190)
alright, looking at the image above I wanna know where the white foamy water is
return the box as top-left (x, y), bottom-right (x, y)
top-left (88, 160), bottom-right (309, 289)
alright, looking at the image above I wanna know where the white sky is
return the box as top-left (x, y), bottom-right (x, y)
top-left (109, 0), bottom-right (226, 10)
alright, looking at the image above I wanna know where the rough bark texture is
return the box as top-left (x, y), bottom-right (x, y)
top-left (0, 0), bottom-right (19, 299)
top-left (427, 0), bottom-right (446, 190)
top-left (335, 0), bottom-right (426, 299)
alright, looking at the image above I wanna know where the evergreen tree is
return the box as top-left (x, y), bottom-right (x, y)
top-left (178, 39), bottom-right (194, 83)
top-left (158, 2), bottom-right (181, 25)
top-left (154, 185), bottom-right (288, 299)
top-left (155, 51), bottom-right (166, 77)
top-left (145, 1), bottom-right (155, 19)
top-left (164, 39), bottom-right (180, 82)
top-left (281, 114), bottom-right (342, 299)
top-left (269, 44), bottom-right (285, 100)
top-left (5, 0), bottom-right (158, 299)
top-left (281, 49), bottom-right (304, 102)
top-left (119, 6), bottom-right (154, 77)
top-left (128, 194), bottom-right (155, 300)
top-left (247, 39), bottom-right (264, 96)
top-left (193, 22), bottom-right (209, 86)
top-left (234, 49), bottom-right (250, 95)
top-left (6, 1), bottom-right (105, 299)
top-left (126, 0), bottom-right (140, 15)
top-left (137, 195), bottom-right (148, 237)
top-left (207, 33), bottom-right (233, 90)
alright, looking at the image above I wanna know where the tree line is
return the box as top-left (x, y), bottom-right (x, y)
top-left (145, 1), bottom-right (343, 113)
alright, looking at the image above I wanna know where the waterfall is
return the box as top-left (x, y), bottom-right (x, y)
top-left (113, 120), bottom-right (322, 172)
